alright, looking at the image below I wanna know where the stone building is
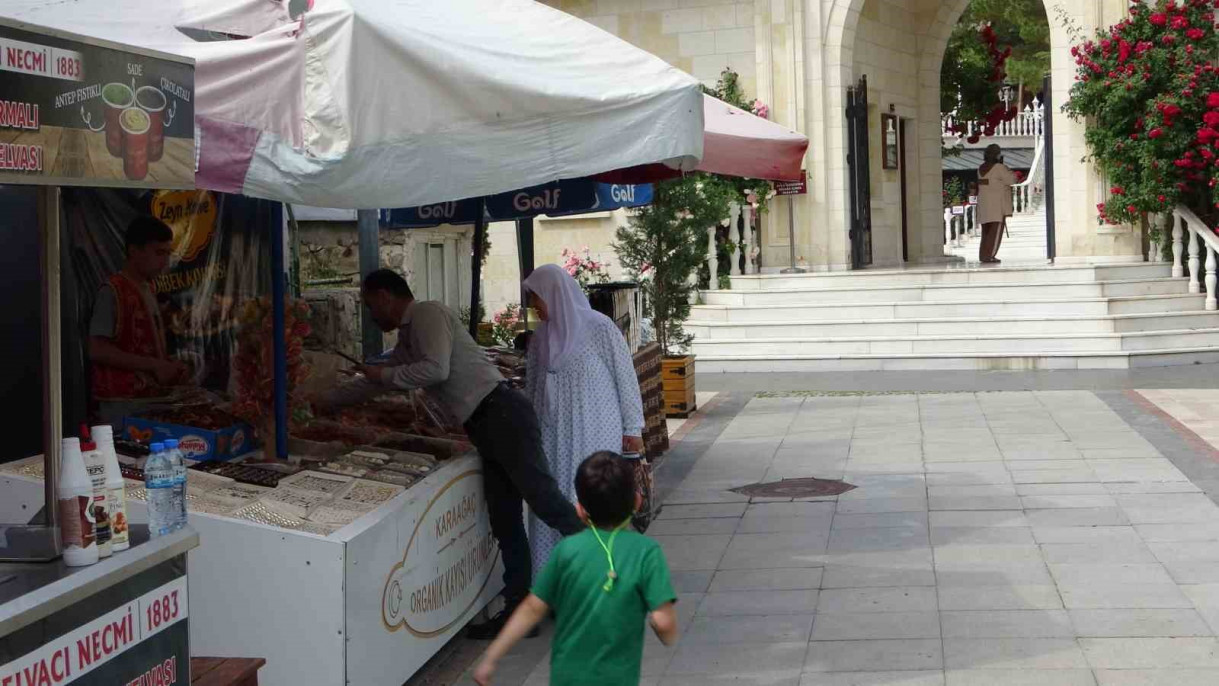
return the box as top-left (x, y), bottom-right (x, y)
top-left (538, 0), bottom-right (1141, 271)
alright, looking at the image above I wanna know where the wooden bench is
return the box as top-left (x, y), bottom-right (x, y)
top-left (191, 657), bottom-right (267, 686)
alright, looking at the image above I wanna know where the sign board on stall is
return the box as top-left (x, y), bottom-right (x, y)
top-left (345, 459), bottom-right (503, 686)
top-left (773, 173), bottom-right (807, 196)
top-left (952, 205), bottom-right (965, 216)
top-left (969, 195), bottom-right (978, 206)
top-left (0, 557), bottom-right (189, 685)
top-left (380, 181), bottom-right (654, 228)
top-left (0, 19), bottom-right (194, 189)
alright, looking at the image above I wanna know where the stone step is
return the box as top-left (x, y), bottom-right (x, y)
top-left (729, 263), bottom-right (1166, 291)
top-left (690, 294), bottom-right (1207, 322)
top-left (686, 311), bottom-right (1219, 338)
top-left (689, 327), bottom-right (1219, 357)
top-left (693, 347), bottom-right (1219, 372)
top-left (705, 278), bottom-right (1187, 306)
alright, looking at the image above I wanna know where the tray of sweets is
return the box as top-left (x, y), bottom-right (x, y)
top-left (231, 501), bottom-right (305, 530)
top-left (186, 492), bottom-right (247, 516)
top-left (186, 469), bottom-right (234, 492)
top-left (361, 470), bottom-right (418, 488)
top-left (337, 479), bottom-right (405, 509)
top-left (277, 470), bottom-right (354, 496)
top-left (119, 464), bottom-right (145, 482)
top-left (306, 504), bottom-right (369, 526)
top-left (208, 482), bottom-right (273, 503)
top-left (290, 421), bottom-right (378, 447)
top-left (193, 462), bottom-right (294, 488)
top-left (258, 489), bottom-right (332, 519)
top-left (310, 462), bottom-right (369, 479)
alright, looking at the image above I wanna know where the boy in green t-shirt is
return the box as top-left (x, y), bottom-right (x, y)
top-left (473, 451), bottom-right (678, 686)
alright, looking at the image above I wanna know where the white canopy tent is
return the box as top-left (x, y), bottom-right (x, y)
top-left (2, 0), bottom-right (705, 208)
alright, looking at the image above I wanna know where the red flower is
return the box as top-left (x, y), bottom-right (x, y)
top-left (1171, 15), bottom-right (1190, 29)
top-left (1119, 40), bottom-right (1132, 63)
top-left (1204, 111), bottom-right (1219, 127)
top-left (1208, 92), bottom-right (1219, 108)
top-left (1149, 127), bottom-right (1165, 139)
top-left (1150, 13), bottom-right (1168, 26)
top-left (1111, 186), bottom-right (1125, 195)
top-left (1127, 205), bottom-right (1138, 214)
top-left (1199, 128), bottom-right (1218, 144)
top-left (1159, 195), bottom-right (1167, 203)
top-left (1187, 28), bottom-right (1206, 40)
top-left (1162, 34), bottom-right (1177, 45)
top-left (1205, 148), bottom-right (1218, 160)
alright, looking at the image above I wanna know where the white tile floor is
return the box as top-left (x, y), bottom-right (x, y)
top-left (475, 390), bottom-right (1219, 686)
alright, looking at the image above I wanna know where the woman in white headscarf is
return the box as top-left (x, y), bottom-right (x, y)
top-left (521, 264), bottom-right (645, 572)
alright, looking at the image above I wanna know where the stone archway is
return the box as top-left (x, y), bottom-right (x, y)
top-left (818, 0), bottom-right (1104, 266)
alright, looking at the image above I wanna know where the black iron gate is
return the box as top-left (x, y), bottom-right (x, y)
top-left (846, 76), bottom-right (873, 269)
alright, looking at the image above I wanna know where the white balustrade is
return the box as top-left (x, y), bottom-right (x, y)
top-left (742, 204), bottom-right (755, 275)
top-left (942, 102), bottom-right (1044, 141)
top-left (1189, 229), bottom-right (1202, 294)
top-left (729, 204), bottom-right (742, 277)
top-left (944, 208), bottom-right (954, 249)
top-left (706, 225), bottom-right (718, 289)
top-left (1171, 207), bottom-right (1219, 311)
top-left (1207, 244), bottom-right (1218, 311)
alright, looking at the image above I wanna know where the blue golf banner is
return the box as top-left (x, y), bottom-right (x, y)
top-left (380, 180), bottom-right (652, 228)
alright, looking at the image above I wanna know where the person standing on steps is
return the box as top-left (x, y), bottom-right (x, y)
top-left (977, 143), bottom-right (1018, 264)
top-left (315, 269), bottom-right (586, 639)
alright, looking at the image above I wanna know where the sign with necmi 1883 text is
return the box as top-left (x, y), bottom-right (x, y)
top-left (0, 19), bottom-right (194, 188)
top-left (0, 558), bottom-right (189, 686)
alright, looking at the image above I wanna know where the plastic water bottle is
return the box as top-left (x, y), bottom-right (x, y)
top-left (144, 442), bottom-right (176, 538)
top-left (164, 439), bottom-right (187, 530)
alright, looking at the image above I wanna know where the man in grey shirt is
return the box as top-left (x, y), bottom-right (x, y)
top-left (319, 269), bottom-right (584, 638)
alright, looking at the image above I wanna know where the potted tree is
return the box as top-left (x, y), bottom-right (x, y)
top-left (615, 175), bottom-right (735, 417)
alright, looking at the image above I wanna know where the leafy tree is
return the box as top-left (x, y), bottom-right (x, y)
top-left (614, 175), bottom-right (737, 355)
top-left (942, 0), bottom-right (1051, 117)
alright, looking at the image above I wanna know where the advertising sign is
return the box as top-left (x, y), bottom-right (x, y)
top-left (0, 19), bottom-right (195, 188)
top-left (380, 181), bottom-right (654, 228)
top-left (0, 559), bottom-right (189, 686)
top-left (773, 174), bottom-right (807, 196)
top-left (345, 458), bottom-right (503, 686)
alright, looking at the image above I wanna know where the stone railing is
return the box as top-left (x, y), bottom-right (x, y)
top-left (942, 102), bottom-right (1044, 141)
top-left (943, 205), bottom-right (978, 250)
top-left (1169, 207), bottom-right (1219, 311)
top-left (1011, 130), bottom-right (1047, 216)
top-left (706, 203), bottom-right (756, 287)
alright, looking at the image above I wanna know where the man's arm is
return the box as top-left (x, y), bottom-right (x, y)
top-left (472, 595), bottom-right (549, 686)
top-left (89, 337), bottom-right (183, 385)
top-left (649, 601), bottom-right (678, 646)
top-left (368, 304), bottom-right (454, 391)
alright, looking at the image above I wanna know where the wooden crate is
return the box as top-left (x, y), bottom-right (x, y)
top-left (662, 356), bottom-right (696, 418)
top-left (633, 343), bottom-right (668, 457)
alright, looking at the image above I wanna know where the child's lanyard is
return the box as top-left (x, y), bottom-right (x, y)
top-left (590, 520), bottom-right (631, 592)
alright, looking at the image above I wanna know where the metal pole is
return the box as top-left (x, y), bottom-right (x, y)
top-left (356, 209), bottom-right (381, 359)
top-left (271, 202), bottom-right (288, 459)
top-left (780, 196), bottom-right (806, 274)
top-left (40, 186), bottom-right (62, 527)
top-left (469, 201), bottom-right (488, 340)
top-left (1042, 74), bottom-right (1056, 263)
top-left (516, 217), bottom-right (535, 332)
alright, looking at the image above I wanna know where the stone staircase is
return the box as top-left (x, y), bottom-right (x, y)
top-left (950, 204), bottom-right (1049, 263)
top-left (689, 262), bottom-right (1219, 372)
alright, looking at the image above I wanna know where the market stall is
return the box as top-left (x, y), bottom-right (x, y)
top-left (0, 17), bottom-right (200, 685)
top-left (2, 2), bottom-right (712, 683)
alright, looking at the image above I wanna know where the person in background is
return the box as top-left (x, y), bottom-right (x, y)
top-left (521, 264), bottom-right (644, 577)
top-left (473, 452), bottom-right (678, 686)
top-left (89, 216), bottom-right (188, 426)
top-left (316, 269), bottom-right (585, 639)
top-left (977, 143), bottom-right (1018, 264)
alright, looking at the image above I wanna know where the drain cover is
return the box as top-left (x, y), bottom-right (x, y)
top-left (730, 477), bottom-right (856, 499)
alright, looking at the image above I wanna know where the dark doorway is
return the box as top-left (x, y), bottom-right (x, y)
top-left (846, 76), bottom-right (873, 269)
top-left (899, 117), bottom-right (910, 263)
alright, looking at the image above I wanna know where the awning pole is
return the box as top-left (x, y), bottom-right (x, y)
top-left (357, 210), bottom-right (382, 359)
top-left (271, 203), bottom-right (288, 459)
top-left (516, 217), bottom-right (535, 332)
top-left (469, 202), bottom-right (488, 340)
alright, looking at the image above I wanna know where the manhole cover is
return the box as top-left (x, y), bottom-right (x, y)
top-left (730, 477), bottom-right (856, 499)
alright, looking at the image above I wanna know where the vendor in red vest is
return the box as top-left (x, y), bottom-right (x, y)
top-left (89, 216), bottom-right (189, 425)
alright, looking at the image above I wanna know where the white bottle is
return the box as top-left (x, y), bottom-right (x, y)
top-left (81, 439), bottom-right (112, 558)
top-left (164, 439), bottom-right (187, 530)
top-left (58, 437), bottom-right (99, 567)
top-left (92, 425), bottom-right (130, 552)
top-left (144, 443), bottom-right (176, 538)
